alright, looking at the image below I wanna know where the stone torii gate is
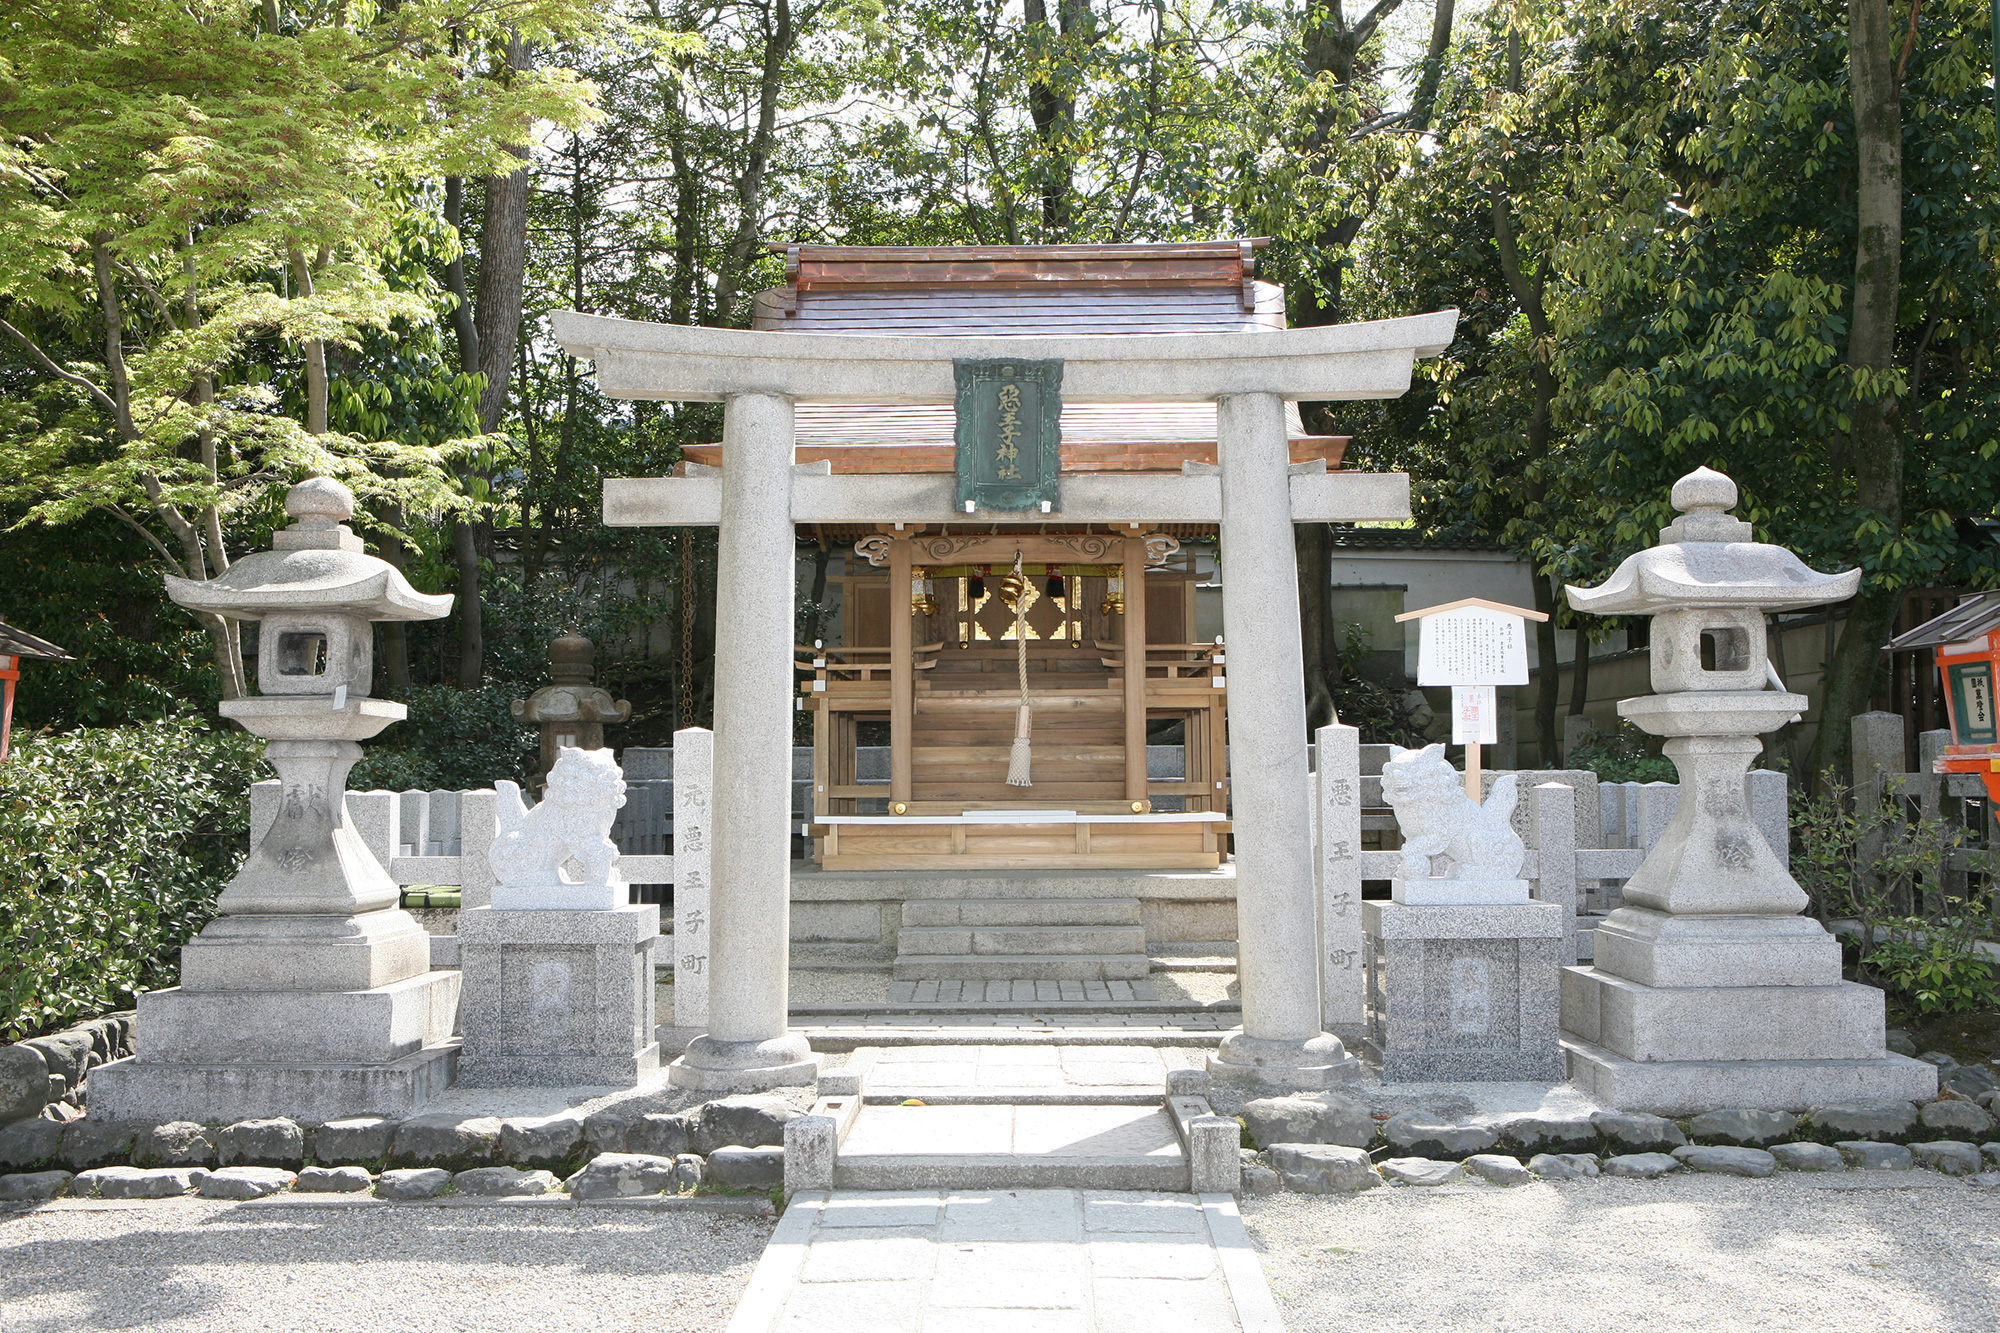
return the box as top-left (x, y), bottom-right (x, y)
top-left (553, 309), bottom-right (1458, 1092)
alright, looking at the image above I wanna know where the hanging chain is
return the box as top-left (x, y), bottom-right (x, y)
top-left (678, 529), bottom-right (696, 729)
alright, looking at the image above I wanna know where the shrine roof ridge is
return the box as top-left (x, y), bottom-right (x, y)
top-left (551, 310), bottom-right (1459, 405)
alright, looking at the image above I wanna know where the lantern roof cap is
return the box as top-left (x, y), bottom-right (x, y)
top-left (1566, 467), bottom-right (1860, 616)
top-left (165, 479), bottom-right (451, 623)
top-left (1883, 589), bottom-right (2000, 652)
top-left (166, 549), bottom-right (454, 622)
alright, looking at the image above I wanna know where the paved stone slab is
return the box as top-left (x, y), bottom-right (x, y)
top-left (726, 1189), bottom-right (1280, 1332)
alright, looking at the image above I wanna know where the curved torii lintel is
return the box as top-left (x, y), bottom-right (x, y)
top-left (551, 308), bottom-right (1461, 405)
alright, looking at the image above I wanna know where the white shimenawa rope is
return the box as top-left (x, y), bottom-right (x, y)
top-left (1005, 551), bottom-right (1034, 787)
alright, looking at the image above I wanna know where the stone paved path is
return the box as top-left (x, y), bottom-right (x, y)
top-left (725, 1189), bottom-right (1283, 1333)
top-left (854, 1042), bottom-right (1191, 1101)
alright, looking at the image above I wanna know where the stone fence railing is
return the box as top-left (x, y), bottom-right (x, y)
top-left (276, 728), bottom-right (1803, 1042)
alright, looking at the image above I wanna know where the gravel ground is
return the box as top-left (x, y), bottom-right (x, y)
top-left (1244, 1172), bottom-right (2000, 1333)
top-left (0, 1200), bottom-right (772, 1333)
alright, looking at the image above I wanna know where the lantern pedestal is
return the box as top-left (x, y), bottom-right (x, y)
top-left (93, 700), bottom-right (463, 1123)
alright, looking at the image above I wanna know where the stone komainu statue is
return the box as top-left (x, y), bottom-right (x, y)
top-left (491, 746), bottom-right (627, 887)
top-left (1380, 742), bottom-right (1525, 881)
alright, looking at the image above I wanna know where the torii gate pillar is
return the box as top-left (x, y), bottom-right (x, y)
top-left (673, 391), bottom-right (817, 1090)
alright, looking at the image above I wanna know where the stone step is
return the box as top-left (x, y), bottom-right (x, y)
top-left (896, 924), bottom-right (1150, 958)
top-left (886, 978), bottom-right (1159, 1004)
top-left (892, 953), bottom-right (1152, 981)
top-left (902, 897), bottom-right (1143, 927)
top-left (832, 1103), bottom-right (1189, 1190)
top-left (794, 865), bottom-right (1236, 901)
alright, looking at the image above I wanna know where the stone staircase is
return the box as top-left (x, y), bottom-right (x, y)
top-left (892, 895), bottom-right (1151, 982)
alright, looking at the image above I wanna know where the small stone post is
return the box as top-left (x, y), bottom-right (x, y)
top-left (1526, 782), bottom-right (1578, 964)
top-left (1315, 723), bottom-right (1365, 1039)
top-left (671, 726), bottom-right (713, 1034)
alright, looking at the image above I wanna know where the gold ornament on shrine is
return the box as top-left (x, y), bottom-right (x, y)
top-left (1101, 572), bottom-right (1125, 616)
top-left (910, 566), bottom-right (937, 616)
top-left (998, 568), bottom-right (1037, 614)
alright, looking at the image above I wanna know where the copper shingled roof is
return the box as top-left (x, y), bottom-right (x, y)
top-left (727, 240), bottom-right (1344, 474)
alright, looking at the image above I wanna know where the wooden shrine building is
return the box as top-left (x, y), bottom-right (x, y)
top-left (687, 241), bottom-right (1352, 872)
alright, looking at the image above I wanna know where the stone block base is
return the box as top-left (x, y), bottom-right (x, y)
top-left (88, 1042), bottom-right (459, 1124)
top-left (178, 910), bottom-right (432, 992)
top-left (132, 970), bottom-right (461, 1066)
top-left (456, 904), bottom-right (659, 1088)
top-left (667, 1054), bottom-right (820, 1093)
top-left (1590, 908), bottom-right (1841, 988)
top-left (1391, 878), bottom-right (1530, 906)
top-left (1364, 1042), bottom-right (1565, 1083)
top-left (1562, 1034), bottom-right (1939, 1115)
top-left (457, 1042), bottom-right (662, 1089)
top-left (1363, 900), bottom-right (1564, 1085)
top-left (1562, 966), bottom-right (1886, 1063)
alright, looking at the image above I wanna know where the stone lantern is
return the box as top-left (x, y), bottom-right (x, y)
top-left (1559, 466), bottom-right (1935, 1111)
top-left (514, 631), bottom-right (630, 787)
top-left (93, 478), bottom-right (464, 1124)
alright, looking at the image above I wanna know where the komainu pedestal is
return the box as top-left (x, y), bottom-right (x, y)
top-left (1368, 745), bottom-right (1562, 1081)
top-left (1364, 901), bottom-right (1565, 1082)
top-left (455, 904), bottom-right (661, 1087)
top-left (455, 747), bottom-right (661, 1087)
top-left (1559, 467), bottom-right (1937, 1112)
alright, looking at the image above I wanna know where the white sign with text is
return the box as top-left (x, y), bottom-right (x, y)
top-left (1417, 606), bottom-right (1530, 687)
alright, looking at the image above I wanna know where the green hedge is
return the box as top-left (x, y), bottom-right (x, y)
top-left (0, 721), bottom-right (266, 1042)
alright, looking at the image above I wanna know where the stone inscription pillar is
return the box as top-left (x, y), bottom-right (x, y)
top-left (670, 391), bottom-right (817, 1091)
top-left (1208, 392), bottom-right (1356, 1089)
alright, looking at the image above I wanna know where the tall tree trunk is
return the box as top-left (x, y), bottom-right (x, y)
top-left (1531, 574), bottom-right (1560, 764)
top-left (1023, 0), bottom-right (1093, 236)
top-left (442, 176), bottom-right (481, 372)
top-left (288, 249), bottom-right (329, 435)
top-left (712, 0), bottom-right (794, 319)
top-left (1810, 0), bottom-right (1906, 786)
top-left (1489, 181), bottom-right (1563, 763)
top-left (447, 35), bottom-right (534, 690)
top-left (474, 156), bottom-right (530, 432)
top-left (1567, 627), bottom-right (1591, 717)
top-left (1409, 0), bottom-right (1456, 134)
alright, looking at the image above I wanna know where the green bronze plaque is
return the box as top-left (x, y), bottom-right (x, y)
top-left (1948, 660), bottom-right (1998, 745)
top-left (953, 357), bottom-right (1063, 514)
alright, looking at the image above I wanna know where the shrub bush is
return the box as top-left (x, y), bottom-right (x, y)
top-left (1566, 722), bottom-right (1677, 783)
top-left (0, 720), bottom-right (267, 1042)
top-left (348, 684), bottom-right (535, 792)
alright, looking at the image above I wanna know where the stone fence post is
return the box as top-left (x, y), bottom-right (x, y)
top-left (1524, 781), bottom-right (1578, 963)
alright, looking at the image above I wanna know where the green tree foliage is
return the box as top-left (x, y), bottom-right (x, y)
top-left (0, 720), bottom-right (266, 1041)
top-left (0, 0), bottom-right (607, 696)
top-left (1354, 0), bottom-right (2000, 773)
